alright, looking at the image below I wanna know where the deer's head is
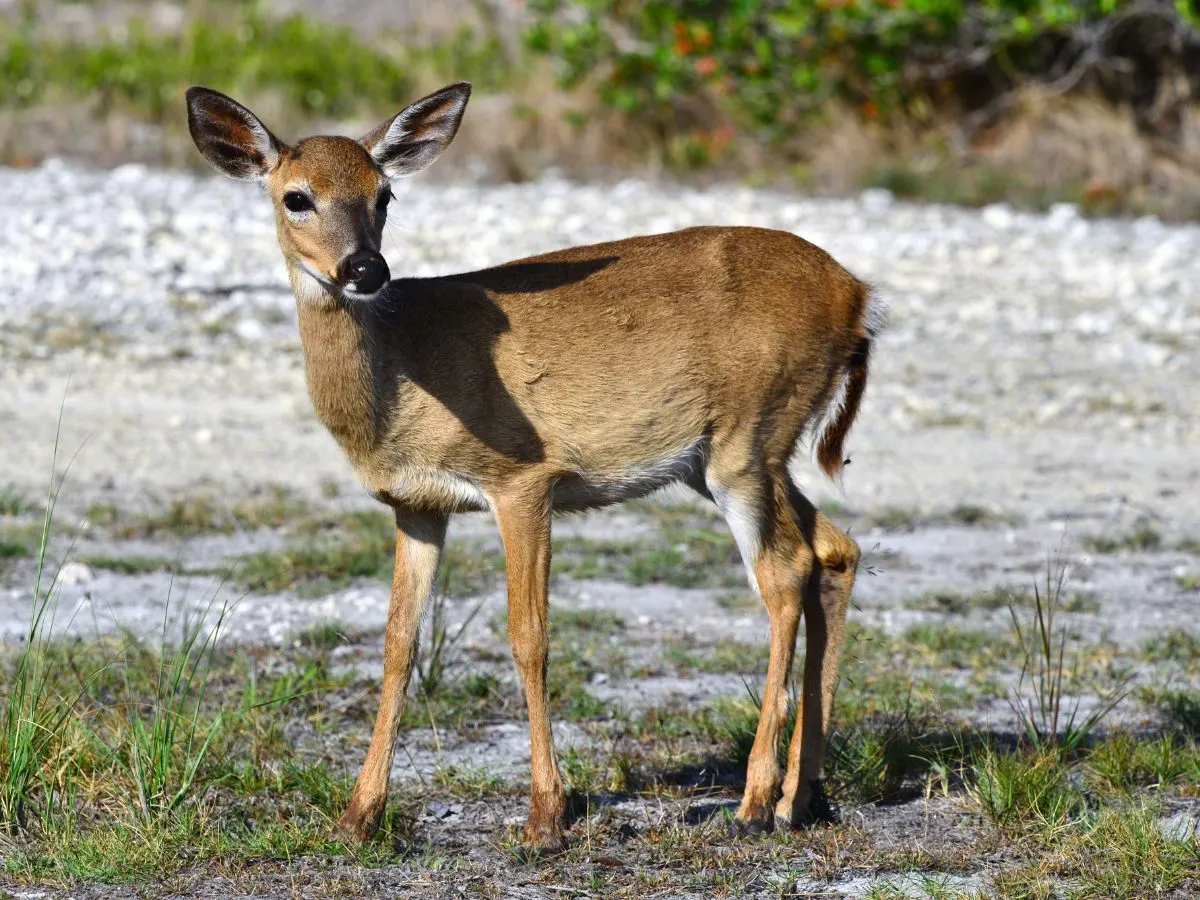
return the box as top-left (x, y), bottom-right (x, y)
top-left (186, 83), bottom-right (471, 303)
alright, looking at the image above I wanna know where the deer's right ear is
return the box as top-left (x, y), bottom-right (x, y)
top-left (186, 87), bottom-right (281, 181)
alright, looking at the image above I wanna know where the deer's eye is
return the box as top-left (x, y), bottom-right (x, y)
top-left (283, 191), bottom-right (314, 214)
top-left (375, 189), bottom-right (392, 212)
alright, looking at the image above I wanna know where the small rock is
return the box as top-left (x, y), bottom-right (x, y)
top-left (57, 562), bottom-right (94, 586)
top-left (1158, 811), bottom-right (1199, 841)
top-left (426, 801), bottom-right (462, 820)
top-left (234, 318), bottom-right (266, 342)
top-left (859, 188), bottom-right (894, 212)
top-left (981, 203), bottom-right (1015, 230)
top-left (1046, 202), bottom-right (1080, 229)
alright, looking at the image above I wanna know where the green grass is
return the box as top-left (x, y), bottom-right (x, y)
top-left (904, 585), bottom-right (1099, 615)
top-left (1085, 731), bottom-right (1200, 795)
top-left (994, 803), bottom-right (1200, 897)
top-left (2, 419), bottom-right (77, 834)
top-left (870, 506), bottom-right (919, 530)
top-left (553, 607), bottom-right (627, 636)
top-left (0, 535), bottom-right (29, 561)
top-left (234, 515), bottom-right (393, 593)
top-left (1142, 630), bottom-right (1200, 665)
top-left (1142, 687), bottom-right (1200, 734)
top-left (942, 504), bottom-right (1021, 527)
top-left (0, 485), bottom-right (32, 517)
top-left (0, 11), bottom-right (515, 129)
top-left (902, 623), bottom-right (1020, 668)
top-left (293, 621), bottom-right (360, 652)
top-left (714, 590), bottom-right (760, 613)
top-left (1007, 561), bottom-right (1129, 753)
top-left (80, 555), bottom-right (173, 576)
top-left (663, 638), bottom-right (768, 675)
top-left (1082, 524), bottom-right (1163, 554)
top-left (232, 511), bottom-right (506, 596)
top-left (553, 532), bottom-right (744, 589)
top-left (971, 748), bottom-right (1083, 835)
top-left (89, 485), bottom-right (311, 539)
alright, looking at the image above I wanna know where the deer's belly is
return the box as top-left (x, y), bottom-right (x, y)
top-left (550, 437), bottom-right (708, 512)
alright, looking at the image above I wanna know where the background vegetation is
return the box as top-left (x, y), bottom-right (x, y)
top-left (3, 0), bottom-right (1200, 214)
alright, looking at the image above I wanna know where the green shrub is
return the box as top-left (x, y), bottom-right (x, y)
top-left (0, 12), bottom-right (511, 125)
top-left (526, 1), bottom-right (1198, 162)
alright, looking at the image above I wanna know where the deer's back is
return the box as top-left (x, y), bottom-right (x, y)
top-left (376, 226), bottom-right (868, 490)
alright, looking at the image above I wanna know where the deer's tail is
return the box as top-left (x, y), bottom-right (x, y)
top-left (815, 283), bottom-right (886, 479)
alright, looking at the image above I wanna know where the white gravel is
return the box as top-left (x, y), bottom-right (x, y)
top-left (1, 160), bottom-right (1197, 647)
top-left (2, 159), bottom-right (1196, 495)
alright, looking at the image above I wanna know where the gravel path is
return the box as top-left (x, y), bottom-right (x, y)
top-left (1, 160), bottom-right (1199, 897)
top-left (2, 161), bottom-right (1196, 518)
top-left (1, 160), bottom-right (1198, 643)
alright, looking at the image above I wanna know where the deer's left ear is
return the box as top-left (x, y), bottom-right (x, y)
top-left (361, 82), bottom-right (471, 179)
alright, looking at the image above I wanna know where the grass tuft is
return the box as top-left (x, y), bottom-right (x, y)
top-left (1007, 556), bottom-right (1128, 753)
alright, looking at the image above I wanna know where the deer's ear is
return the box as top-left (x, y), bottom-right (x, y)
top-left (186, 87), bottom-right (281, 181)
top-left (361, 83), bottom-right (471, 179)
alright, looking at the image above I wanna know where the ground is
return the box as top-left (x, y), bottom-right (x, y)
top-left (0, 165), bottom-right (1198, 897)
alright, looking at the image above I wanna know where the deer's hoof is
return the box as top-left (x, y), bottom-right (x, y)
top-left (337, 795), bottom-right (385, 844)
top-left (776, 780), bottom-right (839, 830)
top-left (730, 809), bottom-right (775, 837)
top-left (523, 818), bottom-right (567, 854)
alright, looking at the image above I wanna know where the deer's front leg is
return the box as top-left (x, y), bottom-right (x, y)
top-left (494, 487), bottom-right (566, 851)
top-left (339, 506), bottom-right (447, 842)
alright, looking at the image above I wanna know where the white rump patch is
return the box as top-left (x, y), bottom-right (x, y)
top-left (863, 287), bottom-right (889, 339)
top-left (807, 286), bottom-right (889, 474)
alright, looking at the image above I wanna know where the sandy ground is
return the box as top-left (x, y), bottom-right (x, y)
top-left (1, 164), bottom-right (1198, 897)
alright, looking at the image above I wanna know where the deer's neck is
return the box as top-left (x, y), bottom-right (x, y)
top-left (291, 268), bottom-right (383, 462)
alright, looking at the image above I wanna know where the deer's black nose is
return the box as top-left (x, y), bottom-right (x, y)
top-left (338, 250), bottom-right (389, 296)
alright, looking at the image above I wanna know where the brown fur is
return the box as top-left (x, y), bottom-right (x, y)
top-left (186, 83), bottom-right (880, 849)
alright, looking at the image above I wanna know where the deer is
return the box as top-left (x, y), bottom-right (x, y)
top-left (185, 81), bottom-right (883, 852)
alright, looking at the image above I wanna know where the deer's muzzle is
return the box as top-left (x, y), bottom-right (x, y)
top-left (338, 250), bottom-right (390, 298)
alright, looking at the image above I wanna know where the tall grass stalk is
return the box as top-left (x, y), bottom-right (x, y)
top-left (118, 580), bottom-right (235, 824)
top-left (1, 402), bottom-right (85, 832)
top-left (1008, 555), bottom-right (1128, 753)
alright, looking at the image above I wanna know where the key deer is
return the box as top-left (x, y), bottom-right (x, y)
top-left (186, 82), bottom-right (883, 851)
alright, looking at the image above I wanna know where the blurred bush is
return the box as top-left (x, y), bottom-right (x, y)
top-left (3, 0), bottom-right (1200, 213)
top-left (0, 7), bottom-right (509, 124)
top-left (526, 0), bottom-right (1200, 167)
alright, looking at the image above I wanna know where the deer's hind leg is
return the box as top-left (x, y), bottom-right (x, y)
top-left (776, 488), bottom-right (859, 828)
top-left (701, 457), bottom-right (813, 833)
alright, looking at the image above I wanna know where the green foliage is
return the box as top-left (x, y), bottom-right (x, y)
top-left (0, 485), bottom-right (32, 517)
top-left (109, 602), bottom-right (232, 825)
top-left (0, 13), bottom-right (410, 121)
top-left (1086, 730), bottom-right (1200, 794)
top-left (1007, 558), bottom-right (1128, 753)
top-left (526, 0), bottom-right (1185, 164)
top-left (664, 638), bottom-right (769, 675)
top-left (1142, 630), bottom-right (1200, 664)
top-left (971, 748), bottom-right (1082, 834)
top-left (0, 11), bottom-right (512, 128)
top-left (1, 416), bottom-right (78, 834)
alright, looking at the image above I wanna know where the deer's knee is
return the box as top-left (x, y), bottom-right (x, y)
top-left (508, 615), bottom-right (548, 675)
top-left (813, 516), bottom-right (859, 574)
